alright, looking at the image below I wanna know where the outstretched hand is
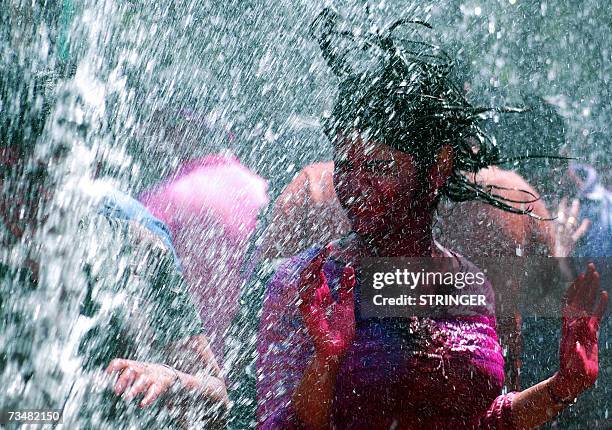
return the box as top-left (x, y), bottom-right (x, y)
top-left (298, 246), bottom-right (356, 359)
top-left (553, 263), bottom-right (608, 399)
top-left (554, 197), bottom-right (591, 257)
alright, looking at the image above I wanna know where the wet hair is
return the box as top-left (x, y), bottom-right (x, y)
top-left (312, 8), bottom-right (560, 218)
top-left (487, 94), bottom-right (567, 183)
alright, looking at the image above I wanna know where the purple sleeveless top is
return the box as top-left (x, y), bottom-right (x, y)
top-left (257, 243), bottom-right (517, 429)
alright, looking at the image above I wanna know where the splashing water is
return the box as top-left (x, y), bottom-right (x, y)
top-left (1, 1), bottom-right (610, 429)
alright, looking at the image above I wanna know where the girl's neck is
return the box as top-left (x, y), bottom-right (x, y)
top-left (355, 212), bottom-right (440, 258)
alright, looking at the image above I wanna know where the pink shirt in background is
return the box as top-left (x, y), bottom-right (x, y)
top-left (140, 153), bottom-right (269, 361)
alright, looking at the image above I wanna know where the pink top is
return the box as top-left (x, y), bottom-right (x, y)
top-left (257, 238), bottom-right (517, 429)
top-left (140, 154), bottom-right (268, 360)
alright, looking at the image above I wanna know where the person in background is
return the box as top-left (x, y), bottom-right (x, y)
top-left (437, 98), bottom-right (592, 390)
top-left (259, 161), bottom-right (349, 259)
top-left (567, 162), bottom-right (611, 258)
top-left (519, 159), bottom-right (611, 429)
top-left (139, 110), bottom-right (269, 363)
top-left (1, 48), bottom-right (228, 428)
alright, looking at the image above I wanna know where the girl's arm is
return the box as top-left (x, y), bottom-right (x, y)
top-left (292, 355), bottom-right (342, 430)
top-left (482, 263), bottom-right (607, 430)
top-left (290, 248), bottom-right (355, 429)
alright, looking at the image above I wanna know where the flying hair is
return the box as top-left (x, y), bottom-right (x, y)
top-left (311, 7), bottom-right (571, 219)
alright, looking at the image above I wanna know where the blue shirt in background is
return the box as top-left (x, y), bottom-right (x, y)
top-left (96, 188), bottom-right (182, 272)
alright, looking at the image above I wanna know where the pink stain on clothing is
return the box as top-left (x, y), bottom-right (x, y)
top-left (140, 153), bottom-right (268, 360)
top-left (257, 244), bottom-right (516, 429)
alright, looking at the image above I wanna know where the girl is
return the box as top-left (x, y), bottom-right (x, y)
top-left (256, 9), bottom-right (607, 429)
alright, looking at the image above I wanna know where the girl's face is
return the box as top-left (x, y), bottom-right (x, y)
top-left (333, 131), bottom-right (424, 235)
